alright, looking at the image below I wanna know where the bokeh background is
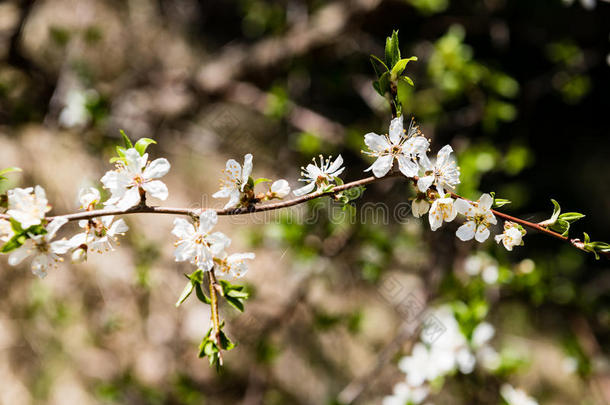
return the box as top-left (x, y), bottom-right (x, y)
top-left (0, 0), bottom-right (609, 404)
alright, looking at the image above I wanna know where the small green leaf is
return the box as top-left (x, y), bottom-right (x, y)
top-left (175, 280), bottom-right (195, 307)
top-left (0, 167), bottom-right (22, 182)
top-left (559, 212), bottom-right (585, 223)
top-left (390, 56), bottom-right (417, 79)
top-left (0, 234), bottom-right (26, 253)
top-left (134, 138), bottom-right (156, 156)
top-left (401, 75), bottom-right (414, 87)
top-left (550, 218), bottom-right (570, 236)
top-left (195, 282), bottom-right (211, 305)
top-left (550, 199), bottom-right (561, 223)
top-left (253, 178), bottom-right (271, 186)
top-left (384, 30), bottom-right (401, 69)
top-left (370, 54), bottom-right (389, 77)
top-left (378, 71), bottom-right (390, 96)
top-left (120, 130), bottom-right (133, 148)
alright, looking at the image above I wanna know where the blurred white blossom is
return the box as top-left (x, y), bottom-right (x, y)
top-left (7, 186), bottom-right (50, 229)
top-left (7, 218), bottom-right (72, 278)
top-left (500, 384), bottom-right (538, 405)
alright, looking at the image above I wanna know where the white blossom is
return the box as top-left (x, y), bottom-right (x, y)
top-left (495, 222), bottom-right (524, 251)
top-left (363, 116), bottom-right (429, 178)
top-left (7, 186), bottom-right (51, 229)
top-left (216, 252), bottom-right (256, 278)
top-left (78, 187), bottom-right (101, 210)
top-left (417, 145), bottom-right (460, 196)
top-left (454, 194), bottom-right (497, 242)
top-left (213, 154), bottom-right (253, 209)
top-left (293, 155), bottom-right (345, 196)
top-left (270, 179), bottom-right (291, 198)
top-left (0, 219), bottom-right (14, 243)
top-left (7, 218), bottom-right (72, 278)
top-left (398, 343), bottom-right (439, 386)
top-left (382, 382), bottom-right (429, 405)
top-left (101, 148), bottom-right (170, 211)
top-left (69, 216), bottom-right (129, 254)
top-left (472, 322), bottom-right (495, 348)
top-left (172, 210), bottom-right (231, 271)
top-left (428, 196), bottom-right (457, 231)
top-left (500, 384), bottom-right (538, 405)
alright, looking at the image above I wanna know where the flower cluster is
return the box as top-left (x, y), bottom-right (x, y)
top-left (383, 306), bottom-right (537, 405)
top-left (1, 140), bottom-right (167, 277)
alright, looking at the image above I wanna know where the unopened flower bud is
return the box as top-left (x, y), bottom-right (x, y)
top-left (270, 179), bottom-right (291, 198)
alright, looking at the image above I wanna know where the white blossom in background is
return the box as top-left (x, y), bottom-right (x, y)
top-left (0, 219), bottom-right (14, 242)
top-left (428, 196), bottom-right (457, 231)
top-left (363, 116), bottom-right (429, 178)
top-left (216, 252), bottom-right (256, 278)
top-left (398, 343), bottom-right (439, 386)
top-left (7, 186), bottom-right (50, 229)
top-left (454, 194), bottom-right (497, 242)
top-left (101, 148), bottom-right (170, 211)
top-left (7, 218), bottom-right (72, 278)
top-left (172, 210), bottom-right (231, 271)
top-left (500, 384), bottom-right (538, 405)
top-left (463, 252), bottom-right (499, 284)
top-left (417, 145), bottom-right (461, 196)
top-left (495, 221), bottom-right (525, 251)
top-left (69, 216), bottom-right (129, 254)
top-left (293, 155), bottom-right (345, 196)
top-left (58, 89), bottom-right (97, 128)
top-left (426, 306), bottom-right (476, 375)
top-left (382, 381), bottom-right (429, 405)
top-left (213, 154), bottom-right (253, 209)
top-left (472, 322), bottom-right (495, 349)
top-left (78, 187), bottom-right (101, 210)
top-left (270, 179), bottom-right (291, 198)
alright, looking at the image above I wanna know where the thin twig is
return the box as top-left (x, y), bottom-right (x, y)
top-left (208, 269), bottom-right (223, 365)
top-left (0, 172), bottom-right (604, 257)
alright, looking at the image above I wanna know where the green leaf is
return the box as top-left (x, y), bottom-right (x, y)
top-left (550, 218), bottom-right (570, 236)
top-left (120, 130), bottom-right (133, 148)
top-left (175, 280), bottom-right (195, 307)
top-left (253, 178), bottom-right (271, 186)
top-left (0, 234), bottom-right (26, 253)
top-left (378, 71), bottom-right (391, 96)
top-left (390, 56), bottom-right (417, 79)
top-left (384, 30), bottom-right (401, 69)
top-left (369, 54), bottom-right (389, 77)
top-left (401, 75), bottom-right (414, 87)
top-left (218, 280), bottom-right (249, 312)
top-left (0, 167), bottom-right (21, 182)
top-left (195, 282), bottom-right (211, 305)
top-left (559, 212), bottom-right (585, 223)
top-left (550, 199), bottom-right (561, 223)
top-left (134, 138), bottom-right (156, 156)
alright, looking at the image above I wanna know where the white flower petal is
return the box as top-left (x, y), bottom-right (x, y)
top-left (293, 181), bottom-right (317, 196)
top-left (475, 225), bottom-right (491, 242)
top-left (366, 155), bottom-right (394, 178)
top-left (198, 210), bottom-right (218, 233)
top-left (417, 175), bottom-right (434, 193)
top-left (456, 221), bottom-right (476, 241)
top-left (143, 158), bottom-right (171, 180)
top-left (454, 198), bottom-right (473, 216)
top-left (8, 244), bottom-right (32, 266)
top-left (327, 155), bottom-right (343, 174)
top-left (389, 116), bottom-right (404, 144)
top-left (397, 155), bottom-right (418, 177)
top-left (364, 133), bottom-right (391, 152)
top-left (142, 180), bottom-right (168, 200)
top-left (172, 218), bottom-right (195, 239)
top-left (116, 187), bottom-right (141, 210)
top-left (241, 154), bottom-right (253, 186)
top-left (478, 193), bottom-right (493, 211)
